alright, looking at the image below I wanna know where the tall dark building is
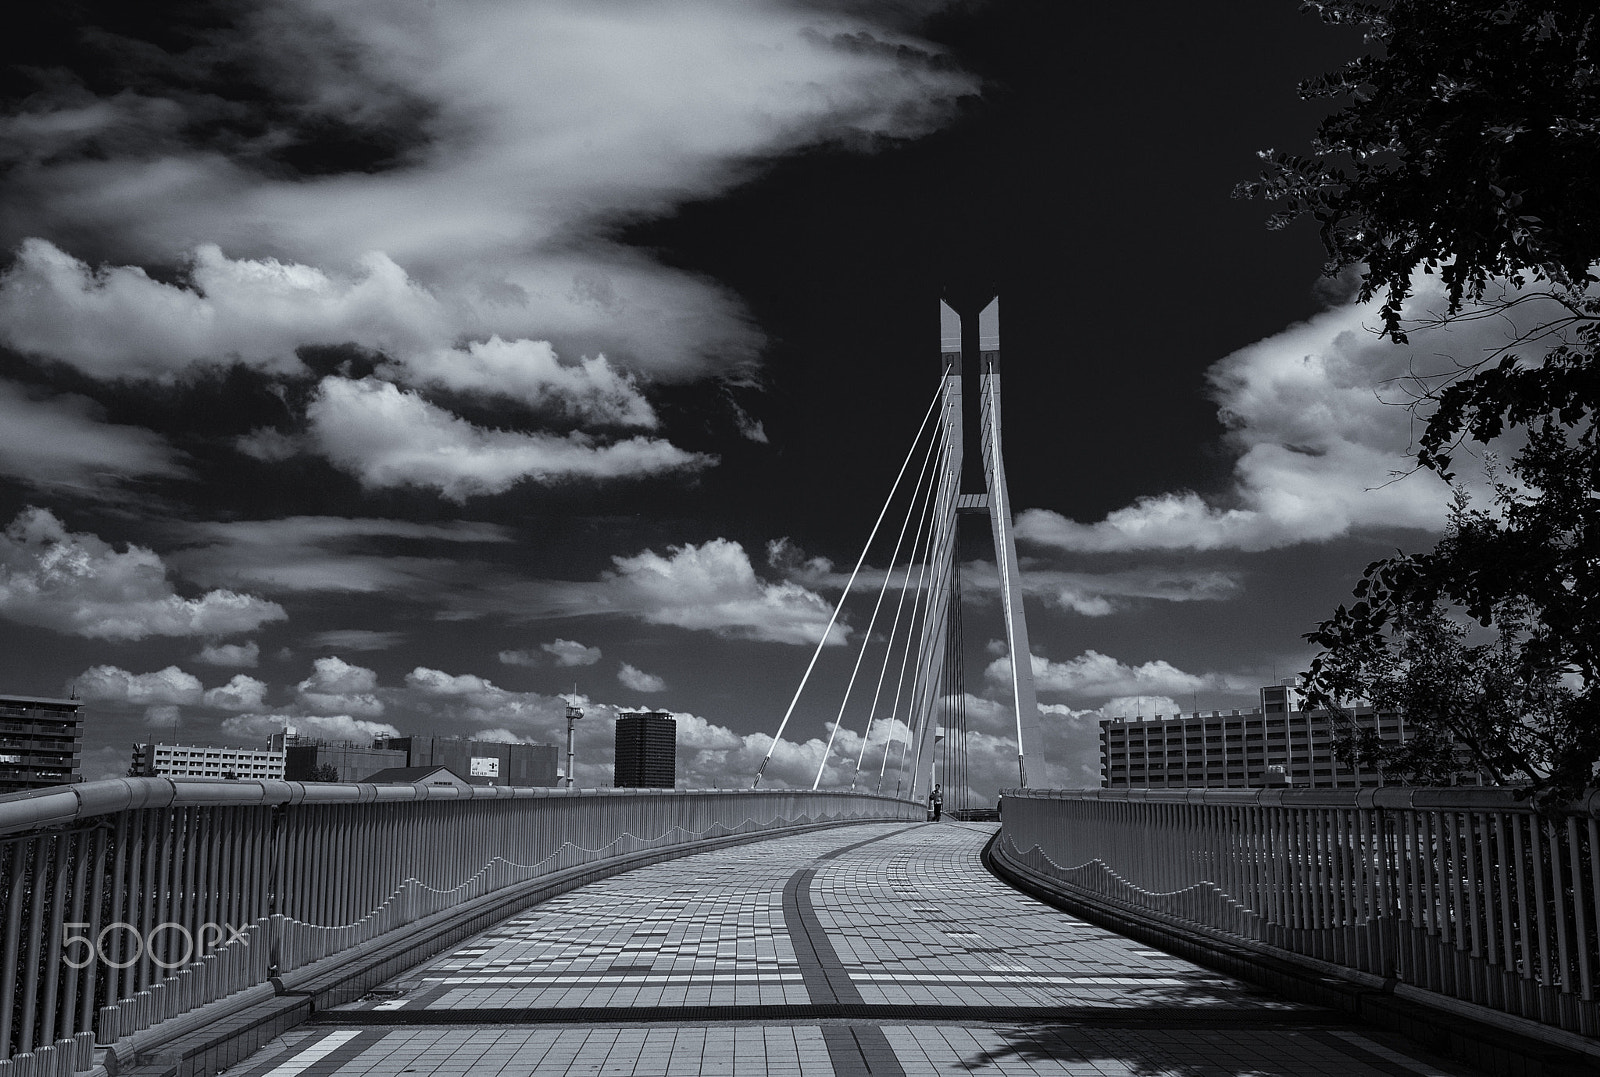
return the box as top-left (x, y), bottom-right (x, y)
top-left (0, 695), bottom-right (83, 795)
top-left (614, 711), bottom-right (676, 788)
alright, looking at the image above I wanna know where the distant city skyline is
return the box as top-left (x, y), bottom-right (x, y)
top-left (0, 3), bottom-right (1499, 799)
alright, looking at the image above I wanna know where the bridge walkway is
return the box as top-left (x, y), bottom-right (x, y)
top-left (221, 822), bottom-right (1476, 1077)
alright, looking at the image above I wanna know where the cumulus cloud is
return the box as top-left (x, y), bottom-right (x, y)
top-left (296, 656), bottom-right (384, 716)
top-left (0, 379), bottom-right (182, 490)
top-left (404, 338), bottom-right (657, 426)
top-left (497, 639), bottom-right (602, 667)
top-left (1098, 695), bottom-right (1185, 721)
top-left (223, 713), bottom-right (398, 744)
top-left (605, 539), bottom-right (843, 645)
top-left (1013, 276), bottom-right (1539, 554)
top-left (75, 664), bottom-right (203, 706)
top-left (986, 649), bottom-right (1239, 703)
top-left (449, 538), bottom-right (842, 644)
top-left (194, 640), bottom-right (260, 668)
top-left (305, 377), bottom-right (710, 499)
top-left (618, 663), bottom-right (666, 693)
top-left (0, 508), bottom-right (285, 640)
top-left (545, 639), bottom-right (602, 666)
top-left (405, 667), bottom-right (499, 696)
top-left (203, 674), bottom-right (269, 711)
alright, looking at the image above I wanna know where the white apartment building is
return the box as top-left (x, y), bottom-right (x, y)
top-left (1099, 681), bottom-right (1486, 790)
top-left (130, 742), bottom-right (285, 780)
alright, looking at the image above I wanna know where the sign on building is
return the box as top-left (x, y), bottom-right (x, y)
top-left (469, 756), bottom-right (500, 777)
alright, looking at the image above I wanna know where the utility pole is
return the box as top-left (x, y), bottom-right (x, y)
top-left (564, 701), bottom-right (583, 789)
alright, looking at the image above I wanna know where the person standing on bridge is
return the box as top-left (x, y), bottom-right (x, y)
top-left (928, 784), bottom-right (943, 822)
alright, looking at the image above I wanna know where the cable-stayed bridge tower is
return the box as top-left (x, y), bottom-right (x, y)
top-left (913, 293), bottom-right (1045, 791)
top-left (754, 295), bottom-right (1048, 798)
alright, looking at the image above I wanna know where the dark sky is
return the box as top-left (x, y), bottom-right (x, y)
top-left (0, 1), bottom-right (1472, 798)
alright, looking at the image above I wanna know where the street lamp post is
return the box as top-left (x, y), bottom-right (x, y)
top-left (564, 703), bottom-right (583, 788)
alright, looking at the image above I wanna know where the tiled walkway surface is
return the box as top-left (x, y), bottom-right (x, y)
top-left (227, 822), bottom-right (1482, 1076)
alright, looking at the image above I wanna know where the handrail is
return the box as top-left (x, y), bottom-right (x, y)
top-left (1, 779), bottom-right (919, 1072)
top-left (997, 786), bottom-right (1600, 1041)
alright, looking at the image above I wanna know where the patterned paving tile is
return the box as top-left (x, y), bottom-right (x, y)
top-left (222, 822), bottom-right (1483, 1077)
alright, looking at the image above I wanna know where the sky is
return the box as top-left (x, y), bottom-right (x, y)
top-left (0, 1), bottom-right (1512, 800)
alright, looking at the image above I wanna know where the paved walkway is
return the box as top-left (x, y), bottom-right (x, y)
top-left (227, 822), bottom-right (1480, 1076)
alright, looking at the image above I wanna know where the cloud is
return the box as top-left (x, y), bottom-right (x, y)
top-left (963, 560), bottom-right (1242, 616)
top-left (194, 640), bottom-right (260, 668)
top-left (1098, 695), bottom-right (1184, 720)
top-left (223, 712), bottom-right (398, 743)
top-left (618, 664), bottom-right (666, 693)
top-left (403, 338), bottom-right (658, 426)
top-left (203, 674), bottom-right (269, 711)
top-left (0, 244), bottom-right (663, 426)
top-left (144, 704), bottom-right (182, 729)
top-left (405, 667), bottom-right (499, 697)
top-left (305, 377), bottom-right (711, 499)
top-left (0, 1), bottom-right (973, 384)
top-left (0, 507), bottom-right (286, 639)
top-left (308, 629), bottom-right (404, 651)
top-left (296, 655), bottom-right (383, 716)
top-left (496, 639), bottom-right (601, 667)
top-left (986, 649), bottom-right (1239, 703)
top-left (0, 379), bottom-right (182, 490)
top-left (1013, 276), bottom-right (1539, 554)
top-left (75, 664), bottom-right (203, 705)
top-left (604, 539), bottom-right (844, 645)
top-left (174, 515), bottom-right (508, 595)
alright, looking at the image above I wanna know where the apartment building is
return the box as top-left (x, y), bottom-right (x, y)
top-left (1098, 681), bottom-right (1484, 790)
top-left (0, 695), bottom-right (83, 794)
top-left (130, 742), bottom-right (286, 780)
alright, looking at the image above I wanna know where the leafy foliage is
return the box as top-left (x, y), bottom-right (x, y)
top-left (1241, 1), bottom-right (1600, 799)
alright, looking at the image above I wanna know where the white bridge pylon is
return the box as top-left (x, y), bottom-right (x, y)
top-left (753, 296), bottom-right (1047, 798)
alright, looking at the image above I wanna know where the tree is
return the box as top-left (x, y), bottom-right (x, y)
top-left (312, 763), bottom-right (340, 782)
top-left (1238, 1), bottom-right (1600, 799)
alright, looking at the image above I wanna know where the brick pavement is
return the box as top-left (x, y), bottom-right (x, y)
top-left (223, 821), bottom-right (1482, 1076)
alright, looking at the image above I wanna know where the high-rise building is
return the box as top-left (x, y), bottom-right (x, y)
top-left (0, 695), bottom-right (83, 794)
top-left (130, 742), bottom-right (286, 780)
top-left (1099, 681), bottom-right (1487, 790)
top-left (614, 711), bottom-right (676, 788)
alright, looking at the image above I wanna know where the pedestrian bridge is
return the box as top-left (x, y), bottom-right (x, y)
top-left (2, 781), bottom-right (1598, 1076)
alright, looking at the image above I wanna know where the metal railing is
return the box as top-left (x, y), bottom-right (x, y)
top-left (1, 779), bottom-right (918, 1072)
top-left (998, 787), bottom-right (1600, 1038)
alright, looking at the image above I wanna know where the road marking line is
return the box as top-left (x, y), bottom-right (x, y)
top-left (256, 1031), bottom-right (360, 1077)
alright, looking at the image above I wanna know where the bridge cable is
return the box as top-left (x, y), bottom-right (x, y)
top-left (851, 426), bottom-right (946, 789)
top-left (904, 431), bottom-right (963, 795)
top-left (881, 421), bottom-right (956, 791)
top-left (752, 381), bottom-right (943, 788)
top-left (812, 412), bottom-right (943, 789)
top-left (875, 429), bottom-right (950, 793)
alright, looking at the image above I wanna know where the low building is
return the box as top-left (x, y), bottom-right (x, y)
top-left (614, 711), bottom-right (676, 788)
top-left (1099, 680), bottom-right (1489, 790)
top-left (0, 695), bottom-right (83, 794)
top-left (130, 741), bottom-right (286, 780)
top-left (283, 743), bottom-right (408, 782)
top-left (375, 736), bottom-right (559, 786)
top-left (362, 765), bottom-right (472, 788)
